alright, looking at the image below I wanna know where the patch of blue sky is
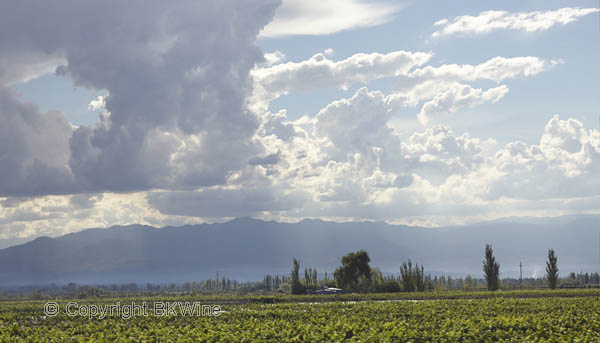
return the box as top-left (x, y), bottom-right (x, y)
top-left (12, 73), bottom-right (105, 127)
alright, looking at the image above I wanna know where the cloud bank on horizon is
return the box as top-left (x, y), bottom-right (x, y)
top-left (0, 1), bottom-right (599, 240)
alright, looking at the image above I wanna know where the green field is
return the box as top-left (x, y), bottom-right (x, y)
top-left (2, 290), bottom-right (600, 342)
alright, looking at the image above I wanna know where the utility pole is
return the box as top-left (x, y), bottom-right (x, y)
top-left (519, 262), bottom-right (523, 289)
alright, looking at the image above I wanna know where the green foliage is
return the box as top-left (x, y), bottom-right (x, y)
top-left (2, 292), bottom-right (600, 342)
top-left (290, 258), bottom-right (305, 295)
top-left (546, 249), bottom-right (559, 289)
top-left (303, 268), bottom-right (318, 289)
top-left (483, 244), bottom-right (500, 291)
top-left (324, 279), bottom-right (337, 288)
top-left (333, 250), bottom-right (371, 291)
top-left (400, 260), bottom-right (426, 292)
top-left (370, 267), bottom-right (384, 284)
top-left (464, 275), bottom-right (477, 291)
top-left (370, 280), bottom-right (401, 293)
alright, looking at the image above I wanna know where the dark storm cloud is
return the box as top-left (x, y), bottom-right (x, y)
top-left (0, 87), bottom-right (77, 196)
top-left (0, 0), bottom-right (280, 196)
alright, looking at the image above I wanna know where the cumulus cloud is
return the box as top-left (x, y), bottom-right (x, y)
top-left (250, 67), bottom-right (599, 224)
top-left (313, 116), bottom-right (597, 223)
top-left (264, 51), bottom-right (286, 65)
top-left (256, 50), bottom-right (431, 92)
top-left (400, 125), bottom-right (493, 185)
top-left (87, 95), bottom-right (107, 113)
top-left (270, 52), bottom-right (555, 190)
top-left (261, 0), bottom-right (401, 37)
top-left (315, 87), bottom-right (396, 157)
top-left (0, 87), bottom-right (76, 196)
top-left (0, 0), bottom-right (281, 196)
top-left (299, 55), bottom-right (551, 137)
top-left (250, 49), bottom-right (431, 112)
top-left (432, 7), bottom-right (599, 38)
top-left (490, 116), bottom-right (600, 200)
top-left (418, 83), bottom-right (509, 124)
top-left (389, 56), bottom-right (556, 111)
top-left (253, 51), bottom-right (554, 132)
top-left (256, 86), bottom-right (497, 211)
top-left (399, 56), bottom-right (550, 90)
top-left (255, 128), bottom-right (492, 222)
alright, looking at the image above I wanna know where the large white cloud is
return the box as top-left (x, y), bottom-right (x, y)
top-left (248, 65), bottom-right (600, 223)
top-left (432, 7), bottom-right (599, 38)
top-left (260, 0), bottom-right (401, 37)
top-left (489, 116), bottom-right (600, 200)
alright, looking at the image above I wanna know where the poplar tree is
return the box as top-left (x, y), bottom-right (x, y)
top-left (483, 244), bottom-right (500, 291)
top-left (546, 249), bottom-right (559, 290)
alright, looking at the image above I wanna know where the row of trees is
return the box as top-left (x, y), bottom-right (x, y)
top-left (292, 251), bottom-right (429, 294)
top-left (292, 245), bottom-right (566, 294)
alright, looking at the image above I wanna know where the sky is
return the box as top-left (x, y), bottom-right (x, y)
top-left (0, 0), bottom-right (599, 244)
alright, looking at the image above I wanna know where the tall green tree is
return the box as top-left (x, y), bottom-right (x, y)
top-left (302, 268), bottom-right (318, 289)
top-left (291, 258), bottom-right (305, 295)
top-left (334, 250), bottom-right (371, 291)
top-left (304, 268), bottom-right (311, 288)
top-left (400, 260), bottom-right (426, 292)
top-left (400, 260), bottom-right (415, 292)
top-left (546, 249), bottom-right (559, 290)
top-left (371, 267), bottom-right (384, 285)
top-left (415, 264), bottom-right (425, 292)
top-left (482, 244), bottom-right (500, 291)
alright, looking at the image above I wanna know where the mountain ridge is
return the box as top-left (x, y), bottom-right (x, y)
top-left (0, 215), bottom-right (598, 285)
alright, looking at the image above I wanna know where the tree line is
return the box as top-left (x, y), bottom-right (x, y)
top-left (290, 244), bottom-right (572, 294)
top-left (0, 245), bottom-right (592, 298)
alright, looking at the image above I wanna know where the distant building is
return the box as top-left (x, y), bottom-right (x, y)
top-left (313, 287), bottom-right (350, 295)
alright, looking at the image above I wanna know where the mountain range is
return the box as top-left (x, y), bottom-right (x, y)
top-left (0, 215), bottom-right (599, 285)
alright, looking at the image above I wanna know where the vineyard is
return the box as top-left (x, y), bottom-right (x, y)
top-left (1, 290), bottom-right (599, 342)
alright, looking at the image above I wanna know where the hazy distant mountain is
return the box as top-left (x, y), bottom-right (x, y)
top-left (0, 237), bottom-right (29, 250)
top-left (0, 215), bottom-right (598, 285)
